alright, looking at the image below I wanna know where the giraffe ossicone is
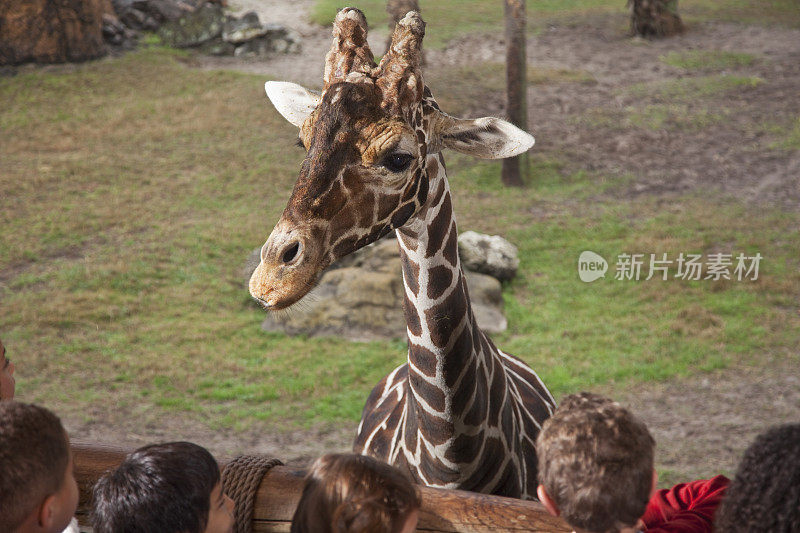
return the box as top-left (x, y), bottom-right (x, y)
top-left (249, 8), bottom-right (554, 499)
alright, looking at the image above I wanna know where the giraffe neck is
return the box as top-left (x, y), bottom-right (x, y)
top-left (356, 152), bottom-right (555, 497)
top-left (395, 152), bottom-right (486, 445)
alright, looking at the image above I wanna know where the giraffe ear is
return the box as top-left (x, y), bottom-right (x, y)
top-left (265, 81), bottom-right (321, 128)
top-left (438, 116), bottom-right (534, 159)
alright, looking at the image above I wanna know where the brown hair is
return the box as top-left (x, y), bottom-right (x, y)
top-left (536, 392), bottom-right (655, 533)
top-left (291, 453), bottom-right (421, 533)
top-left (0, 401), bottom-right (70, 531)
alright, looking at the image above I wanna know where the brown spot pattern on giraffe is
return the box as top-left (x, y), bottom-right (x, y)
top-left (445, 430), bottom-right (484, 464)
top-left (425, 194), bottom-right (452, 258)
top-left (423, 280), bottom-right (468, 349)
top-left (443, 325), bottom-right (474, 389)
top-left (463, 378), bottom-right (488, 427)
top-left (460, 436), bottom-right (510, 490)
top-left (408, 344), bottom-right (436, 378)
top-left (426, 264), bottom-right (452, 300)
top-left (403, 293), bottom-right (422, 337)
top-left (450, 361), bottom-right (477, 411)
top-left (400, 253), bottom-right (420, 297)
top-left (442, 221), bottom-right (459, 266)
top-left (409, 369), bottom-right (445, 413)
top-left (418, 444), bottom-right (462, 484)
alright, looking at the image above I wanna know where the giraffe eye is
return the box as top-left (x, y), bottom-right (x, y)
top-left (383, 153), bottom-right (413, 173)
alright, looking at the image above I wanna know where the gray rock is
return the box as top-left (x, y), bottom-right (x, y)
top-left (199, 37), bottom-right (236, 55)
top-left (111, 0), bottom-right (135, 15)
top-left (233, 37), bottom-right (272, 57)
top-left (120, 8), bottom-right (148, 30)
top-left (458, 230), bottom-right (520, 282)
top-left (222, 11), bottom-right (269, 44)
top-left (246, 233), bottom-right (509, 341)
top-left (260, 263), bottom-right (406, 342)
top-left (232, 25), bottom-right (300, 57)
top-left (134, 0), bottom-right (190, 23)
top-left (102, 13), bottom-right (127, 45)
top-left (157, 2), bottom-right (223, 47)
top-left (464, 271), bottom-right (507, 333)
top-left (329, 236), bottom-right (398, 272)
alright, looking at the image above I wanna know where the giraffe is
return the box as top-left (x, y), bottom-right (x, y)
top-left (249, 8), bottom-right (556, 499)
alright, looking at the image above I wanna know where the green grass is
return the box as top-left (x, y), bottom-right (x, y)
top-left (575, 74), bottom-right (764, 132)
top-left (577, 103), bottom-right (729, 132)
top-left (2, 46), bottom-right (799, 437)
top-left (629, 75), bottom-right (764, 100)
top-left (660, 50), bottom-right (758, 71)
top-left (681, 0), bottom-right (800, 28)
top-left (761, 116), bottom-right (800, 151)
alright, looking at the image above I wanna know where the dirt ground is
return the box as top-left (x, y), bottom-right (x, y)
top-left (67, 2), bottom-right (799, 483)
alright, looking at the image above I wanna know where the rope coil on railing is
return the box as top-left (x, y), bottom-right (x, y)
top-left (222, 455), bottom-right (284, 533)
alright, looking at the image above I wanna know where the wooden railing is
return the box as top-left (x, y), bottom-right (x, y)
top-left (73, 442), bottom-right (571, 533)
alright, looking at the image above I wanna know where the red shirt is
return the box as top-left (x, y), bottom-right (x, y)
top-left (642, 475), bottom-right (730, 532)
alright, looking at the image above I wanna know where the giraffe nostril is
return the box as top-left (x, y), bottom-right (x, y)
top-left (281, 241), bottom-right (301, 264)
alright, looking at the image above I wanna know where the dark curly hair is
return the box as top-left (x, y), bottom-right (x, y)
top-left (291, 453), bottom-right (421, 533)
top-left (714, 424), bottom-right (800, 533)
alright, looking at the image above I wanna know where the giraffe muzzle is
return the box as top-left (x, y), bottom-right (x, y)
top-left (249, 228), bottom-right (323, 310)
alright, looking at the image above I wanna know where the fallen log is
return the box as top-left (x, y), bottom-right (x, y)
top-left (72, 442), bottom-right (570, 532)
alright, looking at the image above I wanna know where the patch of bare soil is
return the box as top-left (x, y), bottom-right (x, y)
top-left (525, 22), bottom-right (800, 210)
top-left (615, 357), bottom-right (800, 485)
top-left (66, 407), bottom-right (354, 466)
top-left (71, 6), bottom-right (799, 481)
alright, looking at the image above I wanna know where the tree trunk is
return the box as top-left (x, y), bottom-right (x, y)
top-left (502, 0), bottom-right (528, 187)
top-left (0, 0), bottom-right (110, 65)
top-left (628, 0), bottom-right (684, 38)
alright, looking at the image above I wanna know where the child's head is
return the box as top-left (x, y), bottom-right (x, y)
top-left (536, 392), bottom-right (656, 533)
top-left (92, 441), bottom-right (234, 533)
top-left (0, 337), bottom-right (16, 400)
top-left (0, 401), bottom-right (79, 533)
top-left (714, 423), bottom-right (800, 532)
top-left (291, 453), bottom-right (422, 533)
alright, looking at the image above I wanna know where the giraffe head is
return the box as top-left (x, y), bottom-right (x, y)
top-left (250, 8), bottom-right (534, 310)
